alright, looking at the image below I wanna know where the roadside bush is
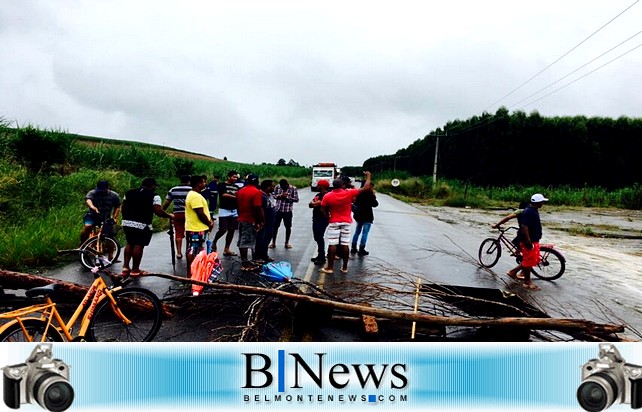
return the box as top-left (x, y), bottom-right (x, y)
top-left (11, 126), bottom-right (72, 172)
top-left (433, 182), bottom-right (452, 199)
top-left (619, 184), bottom-right (642, 209)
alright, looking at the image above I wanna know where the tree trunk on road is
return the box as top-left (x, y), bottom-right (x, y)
top-left (1, 269), bottom-right (89, 301)
top-left (1, 269), bottom-right (627, 340)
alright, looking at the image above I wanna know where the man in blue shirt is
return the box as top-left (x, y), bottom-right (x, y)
top-left (507, 193), bottom-right (548, 290)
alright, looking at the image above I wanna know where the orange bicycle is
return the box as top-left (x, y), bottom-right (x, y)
top-left (0, 271), bottom-right (162, 342)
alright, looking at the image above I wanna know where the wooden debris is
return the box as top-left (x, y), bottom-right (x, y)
top-left (142, 272), bottom-right (627, 338)
top-left (358, 303), bottom-right (379, 336)
top-left (411, 277), bottom-right (421, 339)
top-left (1, 269), bottom-right (629, 340)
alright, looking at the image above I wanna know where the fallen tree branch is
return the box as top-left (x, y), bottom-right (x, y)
top-left (1, 269), bottom-right (627, 339)
top-left (0, 269), bottom-right (174, 317)
top-left (146, 272), bottom-right (626, 337)
top-left (1, 269), bottom-right (89, 300)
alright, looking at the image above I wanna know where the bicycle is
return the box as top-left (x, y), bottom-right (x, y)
top-left (478, 226), bottom-right (566, 281)
top-left (58, 218), bottom-right (121, 270)
top-left (0, 271), bottom-right (162, 342)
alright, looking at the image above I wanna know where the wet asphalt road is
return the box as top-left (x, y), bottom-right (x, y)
top-left (44, 187), bottom-right (642, 340)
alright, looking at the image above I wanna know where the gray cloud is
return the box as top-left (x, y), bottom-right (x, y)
top-left (1, 1), bottom-right (641, 167)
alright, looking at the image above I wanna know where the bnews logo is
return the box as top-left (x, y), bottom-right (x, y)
top-left (242, 350), bottom-right (408, 396)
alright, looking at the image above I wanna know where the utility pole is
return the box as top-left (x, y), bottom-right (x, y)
top-left (432, 133), bottom-right (441, 187)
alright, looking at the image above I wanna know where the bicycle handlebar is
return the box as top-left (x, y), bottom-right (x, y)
top-left (493, 225), bottom-right (520, 233)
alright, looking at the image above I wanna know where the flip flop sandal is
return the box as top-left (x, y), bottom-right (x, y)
top-left (120, 269), bottom-right (131, 276)
top-left (319, 268), bottom-right (334, 274)
top-left (130, 270), bottom-right (150, 277)
top-left (506, 272), bottom-right (518, 280)
top-left (223, 251), bottom-right (238, 256)
top-left (285, 244), bottom-right (293, 249)
top-left (340, 268), bottom-right (349, 274)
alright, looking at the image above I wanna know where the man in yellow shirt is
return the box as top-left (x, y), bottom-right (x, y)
top-left (185, 175), bottom-right (214, 277)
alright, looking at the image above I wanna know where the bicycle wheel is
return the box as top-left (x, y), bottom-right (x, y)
top-left (532, 246), bottom-right (566, 281)
top-left (80, 235), bottom-right (121, 270)
top-left (0, 318), bottom-right (65, 342)
top-left (478, 238), bottom-right (501, 268)
top-left (87, 287), bottom-right (162, 342)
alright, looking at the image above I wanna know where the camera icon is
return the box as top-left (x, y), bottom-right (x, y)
top-left (3, 344), bottom-right (74, 412)
top-left (578, 344), bottom-right (642, 411)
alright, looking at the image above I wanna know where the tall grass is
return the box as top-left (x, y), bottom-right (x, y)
top-left (2, 121), bottom-right (639, 271)
top-left (375, 177), bottom-right (642, 209)
top-left (0, 124), bottom-right (313, 270)
top-left (0, 205), bottom-right (79, 269)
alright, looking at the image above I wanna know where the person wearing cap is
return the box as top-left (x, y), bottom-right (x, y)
top-left (270, 179), bottom-right (299, 249)
top-left (506, 193), bottom-right (549, 290)
top-left (319, 171), bottom-right (372, 274)
top-left (213, 170), bottom-right (240, 256)
top-left (81, 180), bottom-right (121, 243)
top-left (308, 179), bottom-right (331, 265)
top-left (120, 177), bottom-right (174, 276)
top-left (162, 174), bottom-right (192, 259)
top-left (236, 174), bottom-right (264, 270)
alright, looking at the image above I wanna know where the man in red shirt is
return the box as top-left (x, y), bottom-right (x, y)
top-left (320, 171), bottom-right (372, 274)
top-left (236, 174), bottom-right (264, 270)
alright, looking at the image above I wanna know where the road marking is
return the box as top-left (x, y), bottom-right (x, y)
top-left (301, 262), bottom-right (325, 291)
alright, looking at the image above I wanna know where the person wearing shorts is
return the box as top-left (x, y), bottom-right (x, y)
top-left (236, 174), bottom-right (264, 270)
top-left (507, 193), bottom-right (549, 291)
top-left (319, 171), bottom-right (372, 274)
top-left (81, 180), bottom-right (121, 243)
top-left (213, 171), bottom-right (239, 256)
top-left (162, 175), bottom-right (191, 259)
top-left (121, 178), bottom-right (174, 276)
top-left (185, 175), bottom-right (214, 278)
top-left (185, 230), bottom-right (207, 258)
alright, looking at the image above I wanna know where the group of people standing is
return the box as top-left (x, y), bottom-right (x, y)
top-left (162, 171), bottom-right (301, 272)
top-left (82, 175), bottom-right (549, 292)
top-left (81, 178), bottom-right (175, 277)
top-left (81, 169), bottom-right (378, 277)
top-left (309, 171), bottom-right (378, 274)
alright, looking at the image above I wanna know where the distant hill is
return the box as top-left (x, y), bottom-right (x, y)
top-left (70, 132), bottom-right (222, 162)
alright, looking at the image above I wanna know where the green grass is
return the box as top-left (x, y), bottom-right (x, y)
top-left (0, 122), bottom-right (314, 270)
top-left (376, 177), bottom-right (642, 210)
top-left (1, 120), bottom-right (640, 271)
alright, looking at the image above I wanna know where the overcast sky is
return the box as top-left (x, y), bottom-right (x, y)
top-left (1, 1), bottom-right (641, 167)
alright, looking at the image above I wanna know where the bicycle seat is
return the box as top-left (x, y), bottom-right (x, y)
top-left (25, 283), bottom-right (60, 298)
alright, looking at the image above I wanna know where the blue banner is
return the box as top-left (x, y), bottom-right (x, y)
top-left (1, 342), bottom-right (639, 411)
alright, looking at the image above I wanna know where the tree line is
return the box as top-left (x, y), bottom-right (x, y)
top-left (364, 108), bottom-right (642, 189)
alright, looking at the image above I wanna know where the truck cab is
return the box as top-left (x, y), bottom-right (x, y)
top-left (311, 162), bottom-right (339, 191)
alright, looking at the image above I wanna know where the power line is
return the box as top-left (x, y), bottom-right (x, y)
top-left (518, 42), bottom-right (642, 109)
top-left (508, 30), bottom-right (642, 109)
top-left (483, 0), bottom-right (639, 112)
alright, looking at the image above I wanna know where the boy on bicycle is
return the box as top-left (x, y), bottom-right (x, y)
top-left (506, 194), bottom-right (549, 290)
top-left (81, 180), bottom-right (121, 243)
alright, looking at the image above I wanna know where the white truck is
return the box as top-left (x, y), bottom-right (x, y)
top-left (311, 162), bottom-right (340, 191)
